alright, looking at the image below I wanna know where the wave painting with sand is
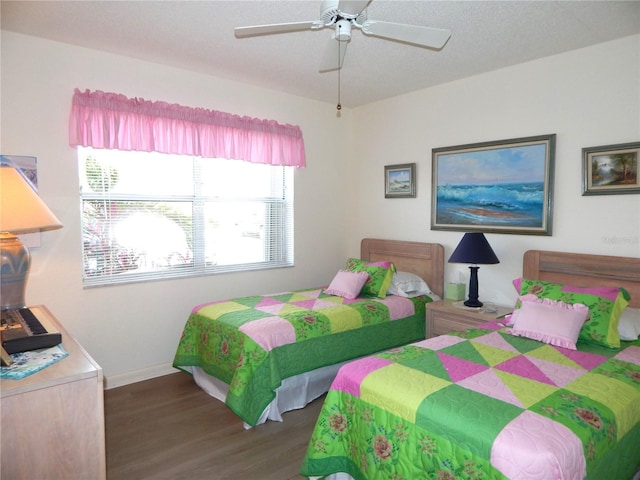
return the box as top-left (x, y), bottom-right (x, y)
top-left (436, 182), bottom-right (544, 227)
top-left (434, 140), bottom-right (550, 229)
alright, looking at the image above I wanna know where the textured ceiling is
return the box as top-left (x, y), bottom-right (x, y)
top-left (2, 0), bottom-right (639, 108)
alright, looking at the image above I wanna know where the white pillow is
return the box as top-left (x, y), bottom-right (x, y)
top-left (619, 307), bottom-right (640, 341)
top-left (387, 271), bottom-right (434, 298)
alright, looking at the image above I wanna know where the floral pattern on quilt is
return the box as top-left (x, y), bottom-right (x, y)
top-left (173, 287), bottom-right (431, 426)
top-left (300, 329), bottom-right (640, 480)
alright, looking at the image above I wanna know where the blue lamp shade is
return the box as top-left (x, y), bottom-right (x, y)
top-left (448, 233), bottom-right (499, 308)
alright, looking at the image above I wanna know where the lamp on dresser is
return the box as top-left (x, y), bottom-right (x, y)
top-left (0, 165), bottom-right (62, 310)
top-left (448, 232), bottom-right (499, 308)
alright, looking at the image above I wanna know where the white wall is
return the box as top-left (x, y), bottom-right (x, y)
top-left (1, 31), bottom-right (351, 385)
top-left (2, 31), bottom-right (639, 385)
top-left (347, 35), bottom-right (640, 307)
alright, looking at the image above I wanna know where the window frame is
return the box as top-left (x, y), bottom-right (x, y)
top-left (79, 148), bottom-right (294, 287)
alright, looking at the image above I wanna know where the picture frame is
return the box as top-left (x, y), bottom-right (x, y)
top-left (385, 163), bottom-right (416, 198)
top-left (582, 142), bottom-right (639, 196)
top-left (431, 134), bottom-right (555, 236)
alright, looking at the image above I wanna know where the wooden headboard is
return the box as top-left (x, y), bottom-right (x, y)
top-left (360, 238), bottom-right (445, 299)
top-left (523, 250), bottom-right (640, 308)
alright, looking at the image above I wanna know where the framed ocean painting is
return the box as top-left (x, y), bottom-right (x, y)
top-left (431, 134), bottom-right (555, 235)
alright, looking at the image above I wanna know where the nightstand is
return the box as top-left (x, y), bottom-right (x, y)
top-left (426, 299), bottom-right (512, 338)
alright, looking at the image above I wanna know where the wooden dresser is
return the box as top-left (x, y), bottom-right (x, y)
top-left (1, 305), bottom-right (106, 480)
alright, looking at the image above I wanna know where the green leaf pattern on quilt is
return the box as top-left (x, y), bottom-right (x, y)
top-left (174, 310), bottom-right (267, 388)
top-left (531, 390), bottom-right (616, 469)
top-left (173, 287), bottom-right (431, 426)
top-left (303, 390), bottom-right (506, 480)
top-left (300, 328), bottom-right (640, 479)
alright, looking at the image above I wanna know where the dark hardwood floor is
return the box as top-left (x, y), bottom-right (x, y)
top-left (105, 372), bottom-right (324, 480)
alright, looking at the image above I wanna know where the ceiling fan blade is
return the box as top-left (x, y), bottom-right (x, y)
top-left (319, 38), bottom-right (348, 72)
top-left (361, 20), bottom-right (451, 49)
top-left (235, 21), bottom-right (319, 38)
top-left (337, 0), bottom-right (371, 16)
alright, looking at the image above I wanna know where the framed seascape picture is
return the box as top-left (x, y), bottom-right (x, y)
top-left (431, 134), bottom-right (555, 236)
top-left (385, 163), bottom-right (416, 198)
top-left (582, 142), bottom-right (639, 196)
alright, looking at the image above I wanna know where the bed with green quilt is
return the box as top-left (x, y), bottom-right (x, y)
top-left (173, 239), bottom-right (444, 428)
top-left (300, 250), bottom-right (640, 479)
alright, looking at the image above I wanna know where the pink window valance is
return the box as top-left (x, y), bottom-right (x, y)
top-left (68, 89), bottom-right (306, 167)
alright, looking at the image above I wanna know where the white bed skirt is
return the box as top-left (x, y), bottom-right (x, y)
top-left (185, 361), bottom-right (348, 429)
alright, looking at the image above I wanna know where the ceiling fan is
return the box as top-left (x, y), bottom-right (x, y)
top-left (234, 0), bottom-right (451, 72)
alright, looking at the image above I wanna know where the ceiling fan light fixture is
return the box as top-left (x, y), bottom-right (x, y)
top-left (335, 19), bottom-right (352, 41)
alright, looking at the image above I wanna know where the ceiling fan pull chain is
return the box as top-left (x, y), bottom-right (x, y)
top-left (337, 23), bottom-right (342, 111)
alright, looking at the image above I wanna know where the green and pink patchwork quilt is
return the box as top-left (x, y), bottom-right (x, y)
top-left (300, 323), bottom-right (640, 480)
top-left (173, 288), bottom-right (433, 426)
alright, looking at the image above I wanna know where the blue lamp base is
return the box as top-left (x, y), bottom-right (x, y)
top-left (464, 265), bottom-right (483, 308)
top-left (0, 232), bottom-right (30, 310)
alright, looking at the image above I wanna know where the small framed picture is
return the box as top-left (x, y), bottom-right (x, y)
top-left (582, 142), bottom-right (639, 195)
top-left (384, 163), bottom-right (416, 198)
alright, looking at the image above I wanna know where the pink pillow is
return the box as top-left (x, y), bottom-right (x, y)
top-left (512, 277), bottom-right (522, 292)
top-left (508, 294), bottom-right (589, 350)
top-left (324, 270), bottom-right (369, 299)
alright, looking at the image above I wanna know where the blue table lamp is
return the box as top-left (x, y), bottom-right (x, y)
top-left (448, 232), bottom-right (499, 308)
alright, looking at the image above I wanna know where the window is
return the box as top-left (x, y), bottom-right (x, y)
top-left (79, 147), bottom-right (293, 286)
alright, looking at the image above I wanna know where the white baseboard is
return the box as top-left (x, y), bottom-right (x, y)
top-left (104, 362), bottom-right (181, 390)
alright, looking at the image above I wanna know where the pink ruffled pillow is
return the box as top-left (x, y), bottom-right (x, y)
top-left (324, 270), bottom-right (369, 299)
top-left (511, 277), bottom-right (629, 349)
top-left (508, 294), bottom-right (589, 350)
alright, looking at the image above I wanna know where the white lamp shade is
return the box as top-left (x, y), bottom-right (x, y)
top-left (0, 165), bottom-right (62, 233)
